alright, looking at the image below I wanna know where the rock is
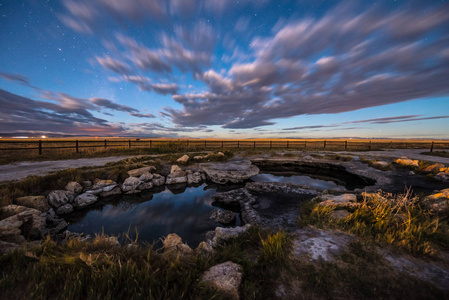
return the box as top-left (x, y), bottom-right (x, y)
top-left (104, 236), bottom-right (120, 246)
top-left (423, 163), bottom-right (445, 174)
top-left (163, 233), bottom-right (193, 257)
top-left (127, 166), bottom-right (156, 177)
top-left (435, 171), bottom-right (449, 182)
top-left (194, 156), bottom-right (204, 160)
top-left (395, 157), bottom-right (419, 168)
top-left (200, 261), bottom-right (243, 300)
top-left (91, 179), bottom-right (118, 192)
top-left (216, 152), bottom-right (225, 157)
top-left (55, 204), bottom-right (73, 215)
top-left (371, 161), bottom-right (391, 170)
top-left (81, 180), bottom-right (92, 190)
top-left (99, 187), bottom-right (122, 198)
top-left (210, 209), bottom-right (236, 225)
top-left (317, 193), bottom-right (358, 208)
top-left (72, 193), bottom-right (98, 208)
top-left (409, 171), bottom-right (415, 175)
top-left (1, 205), bottom-right (30, 218)
top-left (195, 241), bottom-right (215, 255)
top-left (212, 224), bottom-right (252, 246)
top-left (171, 165), bottom-right (182, 173)
top-left (422, 188), bottom-right (449, 215)
top-left (200, 160), bottom-right (259, 184)
top-left (0, 206), bottom-right (46, 241)
top-left (329, 210), bottom-right (351, 220)
top-left (176, 154), bottom-right (189, 164)
top-left (121, 177), bottom-right (142, 194)
top-left (48, 219), bottom-right (68, 236)
top-left (291, 227), bottom-right (355, 262)
top-left (15, 196), bottom-right (50, 212)
top-left (65, 181), bottom-right (83, 194)
top-left (47, 190), bottom-right (74, 208)
top-left (0, 240), bottom-right (20, 255)
top-left (166, 166), bottom-right (187, 185)
top-left (187, 170), bottom-right (203, 184)
top-left (152, 173), bottom-right (165, 186)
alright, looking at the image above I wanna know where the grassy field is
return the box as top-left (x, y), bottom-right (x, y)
top-left (1, 137), bottom-right (448, 165)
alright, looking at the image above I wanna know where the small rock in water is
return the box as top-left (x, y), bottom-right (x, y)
top-left (55, 204), bottom-right (73, 215)
top-left (72, 193), bottom-right (98, 208)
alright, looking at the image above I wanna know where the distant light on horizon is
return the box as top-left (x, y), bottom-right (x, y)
top-left (41, 135), bottom-right (47, 139)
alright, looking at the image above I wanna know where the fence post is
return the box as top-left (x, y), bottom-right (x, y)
top-left (204, 140), bottom-right (207, 148)
top-left (304, 141), bottom-right (307, 149)
top-left (369, 140), bottom-right (372, 150)
top-left (431, 141), bottom-right (434, 152)
top-left (38, 140), bottom-right (42, 155)
top-left (237, 141), bottom-right (240, 148)
top-left (76, 140), bottom-right (79, 153)
top-left (104, 140), bottom-right (107, 149)
top-left (324, 140), bottom-right (326, 149)
top-left (345, 140), bottom-right (347, 150)
top-left (128, 140), bottom-right (131, 149)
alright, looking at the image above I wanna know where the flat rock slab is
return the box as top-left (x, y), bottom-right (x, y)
top-left (200, 160), bottom-right (259, 184)
top-left (291, 227), bottom-right (355, 262)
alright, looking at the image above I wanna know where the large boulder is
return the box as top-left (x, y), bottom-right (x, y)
top-left (121, 177), bottom-right (142, 194)
top-left (435, 171), bottom-right (449, 182)
top-left (423, 163), bottom-right (445, 174)
top-left (15, 195), bottom-right (50, 212)
top-left (99, 187), bottom-right (122, 198)
top-left (72, 193), bottom-right (98, 208)
top-left (47, 190), bottom-right (74, 208)
top-left (200, 160), bottom-right (259, 184)
top-left (65, 181), bottom-right (83, 194)
top-left (127, 166), bottom-right (156, 177)
top-left (0, 205), bottom-right (46, 241)
top-left (210, 209), bottom-right (236, 225)
top-left (200, 261), bottom-right (243, 300)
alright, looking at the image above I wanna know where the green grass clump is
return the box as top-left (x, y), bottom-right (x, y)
top-left (259, 232), bottom-right (291, 264)
top-left (301, 190), bottom-right (449, 256)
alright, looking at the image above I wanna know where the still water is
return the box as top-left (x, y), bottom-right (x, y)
top-left (66, 173), bottom-right (343, 246)
top-left (67, 184), bottom-right (224, 248)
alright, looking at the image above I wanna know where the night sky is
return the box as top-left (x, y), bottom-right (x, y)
top-left (1, 0), bottom-right (448, 138)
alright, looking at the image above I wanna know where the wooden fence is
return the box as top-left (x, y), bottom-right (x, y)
top-left (0, 139), bottom-right (448, 155)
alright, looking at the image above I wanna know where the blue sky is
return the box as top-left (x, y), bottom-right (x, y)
top-left (0, 0), bottom-right (448, 138)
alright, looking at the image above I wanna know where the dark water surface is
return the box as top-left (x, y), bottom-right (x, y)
top-left (66, 173), bottom-right (346, 246)
top-left (67, 184), bottom-right (227, 248)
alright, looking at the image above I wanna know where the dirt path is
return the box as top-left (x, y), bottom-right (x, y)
top-left (0, 156), bottom-right (138, 183)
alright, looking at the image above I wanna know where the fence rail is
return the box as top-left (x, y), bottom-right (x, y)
top-left (0, 139), bottom-right (448, 155)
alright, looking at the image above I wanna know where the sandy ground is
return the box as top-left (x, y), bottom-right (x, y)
top-left (0, 149), bottom-right (448, 183)
top-left (0, 156), bottom-right (137, 183)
